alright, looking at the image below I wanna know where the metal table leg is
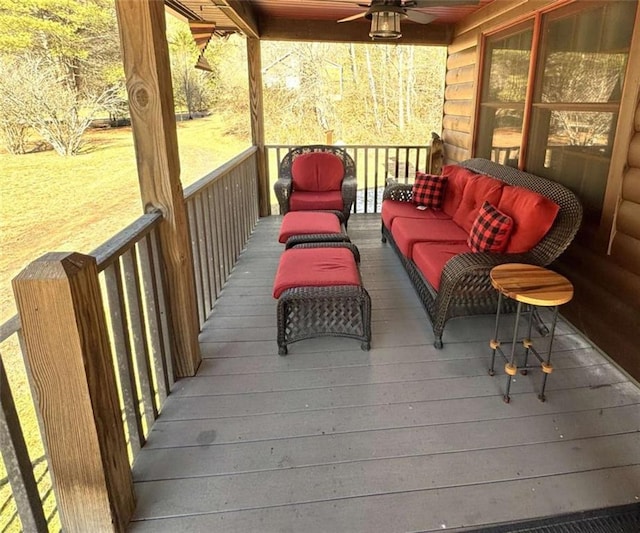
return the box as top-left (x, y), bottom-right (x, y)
top-left (503, 301), bottom-right (522, 403)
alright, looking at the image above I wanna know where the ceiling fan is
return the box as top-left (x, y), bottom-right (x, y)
top-left (336, 0), bottom-right (480, 40)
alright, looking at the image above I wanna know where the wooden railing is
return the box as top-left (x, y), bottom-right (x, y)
top-left (184, 146), bottom-right (260, 327)
top-left (265, 144), bottom-right (432, 214)
top-left (0, 147), bottom-right (260, 531)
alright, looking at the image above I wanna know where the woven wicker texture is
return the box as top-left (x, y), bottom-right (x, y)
top-left (275, 242), bottom-right (370, 354)
top-left (381, 158), bottom-right (583, 347)
top-left (274, 145), bottom-right (357, 224)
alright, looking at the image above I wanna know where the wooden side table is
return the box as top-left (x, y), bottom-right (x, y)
top-left (489, 263), bottom-right (574, 403)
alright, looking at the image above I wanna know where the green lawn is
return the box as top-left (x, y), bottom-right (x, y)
top-left (0, 113), bottom-right (249, 532)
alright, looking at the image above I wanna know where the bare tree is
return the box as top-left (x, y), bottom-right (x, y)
top-left (2, 57), bottom-right (121, 155)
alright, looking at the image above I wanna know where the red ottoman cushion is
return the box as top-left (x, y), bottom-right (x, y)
top-left (273, 247), bottom-right (360, 298)
top-left (278, 211), bottom-right (342, 243)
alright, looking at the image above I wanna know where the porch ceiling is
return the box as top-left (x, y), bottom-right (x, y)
top-left (165, 0), bottom-right (494, 44)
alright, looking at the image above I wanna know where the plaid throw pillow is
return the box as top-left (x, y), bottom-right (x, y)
top-left (468, 201), bottom-right (514, 253)
top-left (412, 172), bottom-right (447, 209)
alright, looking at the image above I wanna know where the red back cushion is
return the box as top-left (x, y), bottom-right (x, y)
top-left (412, 172), bottom-right (447, 209)
top-left (441, 165), bottom-right (478, 217)
top-left (291, 152), bottom-right (345, 192)
top-left (497, 185), bottom-right (560, 253)
top-left (467, 201), bottom-right (514, 253)
top-left (453, 175), bottom-right (505, 233)
top-left (272, 247), bottom-right (359, 298)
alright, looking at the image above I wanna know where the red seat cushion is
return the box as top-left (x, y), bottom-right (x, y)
top-left (289, 190), bottom-right (344, 212)
top-left (391, 217), bottom-right (469, 259)
top-left (467, 201), bottom-right (514, 253)
top-left (278, 211), bottom-right (342, 243)
top-left (498, 185), bottom-right (560, 253)
top-left (453, 175), bottom-right (505, 233)
top-left (272, 247), bottom-right (360, 298)
top-left (441, 165), bottom-right (478, 217)
top-left (412, 242), bottom-right (472, 290)
top-left (291, 152), bottom-right (345, 192)
top-left (381, 199), bottom-right (451, 230)
top-left (412, 172), bottom-right (447, 209)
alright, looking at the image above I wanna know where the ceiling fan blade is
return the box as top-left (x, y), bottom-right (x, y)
top-left (405, 10), bottom-right (437, 24)
top-left (337, 11), bottom-right (369, 23)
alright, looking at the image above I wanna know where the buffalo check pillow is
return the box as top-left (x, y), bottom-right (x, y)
top-left (468, 201), bottom-right (514, 253)
top-left (412, 172), bottom-right (447, 209)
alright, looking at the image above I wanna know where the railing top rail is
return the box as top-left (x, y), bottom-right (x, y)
top-left (0, 314), bottom-right (20, 343)
top-left (184, 145), bottom-right (257, 201)
top-left (265, 144), bottom-right (428, 150)
top-left (91, 211), bottom-right (163, 272)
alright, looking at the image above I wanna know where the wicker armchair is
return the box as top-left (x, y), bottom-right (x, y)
top-left (274, 145), bottom-right (357, 224)
top-left (381, 158), bottom-right (583, 348)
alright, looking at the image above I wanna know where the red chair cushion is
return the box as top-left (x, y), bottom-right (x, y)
top-left (289, 190), bottom-right (344, 212)
top-left (453, 175), bottom-right (505, 233)
top-left (391, 217), bottom-right (469, 259)
top-left (441, 165), bottom-right (478, 218)
top-left (412, 172), bottom-right (447, 209)
top-left (291, 152), bottom-right (345, 192)
top-left (412, 242), bottom-right (472, 290)
top-left (498, 185), bottom-right (560, 253)
top-left (272, 247), bottom-right (360, 298)
top-left (467, 201), bottom-right (514, 253)
top-left (278, 211), bottom-right (343, 243)
top-left (381, 199), bottom-right (450, 231)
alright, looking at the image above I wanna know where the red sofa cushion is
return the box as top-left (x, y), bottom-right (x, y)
top-left (412, 172), bottom-right (447, 209)
top-left (498, 185), bottom-right (560, 253)
top-left (453, 175), bottom-right (505, 233)
top-left (391, 217), bottom-right (469, 259)
top-left (278, 211), bottom-right (342, 243)
top-left (441, 165), bottom-right (478, 218)
top-left (467, 201), bottom-right (514, 253)
top-left (292, 152), bottom-right (345, 192)
top-left (272, 247), bottom-right (360, 298)
top-left (289, 190), bottom-right (344, 212)
top-left (412, 242), bottom-right (472, 290)
top-left (381, 199), bottom-right (450, 230)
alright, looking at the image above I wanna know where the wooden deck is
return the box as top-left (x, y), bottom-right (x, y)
top-left (127, 214), bottom-right (640, 532)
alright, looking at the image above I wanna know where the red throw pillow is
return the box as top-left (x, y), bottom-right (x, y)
top-left (411, 172), bottom-right (447, 209)
top-left (467, 201), bottom-right (514, 253)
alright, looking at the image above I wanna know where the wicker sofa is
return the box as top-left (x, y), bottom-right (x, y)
top-left (381, 158), bottom-right (583, 348)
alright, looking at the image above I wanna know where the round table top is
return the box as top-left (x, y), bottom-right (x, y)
top-left (490, 263), bottom-right (573, 306)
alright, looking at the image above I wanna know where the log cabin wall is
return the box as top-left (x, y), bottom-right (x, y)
top-left (443, 0), bottom-right (640, 382)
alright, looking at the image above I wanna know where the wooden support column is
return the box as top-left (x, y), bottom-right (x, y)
top-left (247, 37), bottom-right (270, 217)
top-left (12, 253), bottom-right (134, 533)
top-left (115, 0), bottom-right (201, 377)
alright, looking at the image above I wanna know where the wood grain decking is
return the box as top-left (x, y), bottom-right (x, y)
top-left (128, 214), bottom-right (640, 532)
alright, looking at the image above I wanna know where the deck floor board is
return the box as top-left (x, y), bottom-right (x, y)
top-left (128, 214), bottom-right (640, 532)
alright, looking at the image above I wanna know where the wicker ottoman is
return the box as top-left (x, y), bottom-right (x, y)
top-left (278, 211), bottom-right (349, 249)
top-left (272, 243), bottom-right (371, 355)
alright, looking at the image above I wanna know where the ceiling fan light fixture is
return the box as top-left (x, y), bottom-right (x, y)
top-left (369, 11), bottom-right (402, 40)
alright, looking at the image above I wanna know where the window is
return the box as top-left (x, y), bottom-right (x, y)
top-left (477, 22), bottom-right (533, 167)
top-left (476, 1), bottom-right (637, 224)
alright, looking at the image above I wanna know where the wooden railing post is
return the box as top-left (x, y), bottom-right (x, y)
top-left (429, 132), bottom-right (444, 175)
top-left (115, 0), bottom-right (201, 377)
top-left (247, 37), bottom-right (271, 217)
top-left (12, 252), bottom-right (134, 533)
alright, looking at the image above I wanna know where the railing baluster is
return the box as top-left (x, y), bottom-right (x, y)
top-left (104, 261), bottom-right (144, 455)
top-left (0, 356), bottom-right (48, 533)
top-left (204, 188), bottom-right (219, 301)
top-left (138, 234), bottom-right (168, 411)
top-left (122, 248), bottom-right (157, 433)
top-left (195, 194), bottom-right (212, 322)
top-left (187, 199), bottom-right (205, 325)
top-left (149, 230), bottom-right (175, 392)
